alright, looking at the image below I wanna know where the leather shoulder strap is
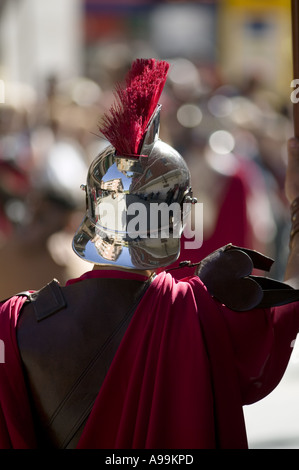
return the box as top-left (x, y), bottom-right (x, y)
top-left (50, 277), bottom-right (152, 448)
top-left (28, 279), bottom-right (66, 321)
top-left (18, 275), bottom-right (153, 449)
top-left (3, 279), bottom-right (66, 321)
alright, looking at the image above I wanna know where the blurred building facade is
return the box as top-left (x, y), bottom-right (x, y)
top-left (0, 0), bottom-right (83, 95)
top-left (0, 1), bottom-right (292, 99)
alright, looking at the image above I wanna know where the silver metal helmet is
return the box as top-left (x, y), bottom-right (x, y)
top-left (72, 105), bottom-right (195, 270)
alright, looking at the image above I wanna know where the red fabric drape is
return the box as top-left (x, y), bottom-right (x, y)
top-left (0, 270), bottom-right (299, 449)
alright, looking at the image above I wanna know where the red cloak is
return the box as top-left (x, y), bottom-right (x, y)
top-left (0, 270), bottom-right (298, 449)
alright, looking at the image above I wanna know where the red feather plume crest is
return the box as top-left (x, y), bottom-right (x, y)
top-left (99, 58), bottom-right (170, 156)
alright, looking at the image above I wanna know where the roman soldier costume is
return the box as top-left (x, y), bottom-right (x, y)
top-left (1, 58), bottom-right (299, 449)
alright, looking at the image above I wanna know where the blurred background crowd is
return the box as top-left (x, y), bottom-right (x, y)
top-left (0, 0), bottom-right (298, 448)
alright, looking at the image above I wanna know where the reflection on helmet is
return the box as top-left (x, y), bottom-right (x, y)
top-left (72, 106), bottom-right (193, 270)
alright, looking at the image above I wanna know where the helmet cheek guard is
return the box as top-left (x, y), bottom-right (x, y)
top-left (72, 60), bottom-right (196, 270)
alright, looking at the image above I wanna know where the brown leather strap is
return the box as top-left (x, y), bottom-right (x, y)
top-left (18, 275), bottom-right (154, 448)
top-left (28, 279), bottom-right (66, 321)
top-left (51, 283), bottom-right (150, 449)
top-left (48, 300), bottom-right (137, 448)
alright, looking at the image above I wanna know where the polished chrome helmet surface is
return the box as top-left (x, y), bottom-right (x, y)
top-left (72, 106), bottom-right (193, 269)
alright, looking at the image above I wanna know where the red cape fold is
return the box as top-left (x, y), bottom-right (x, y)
top-left (0, 270), bottom-right (299, 448)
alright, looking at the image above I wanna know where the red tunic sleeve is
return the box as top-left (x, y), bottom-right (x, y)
top-left (222, 301), bottom-right (299, 404)
top-left (189, 276), bottom-right (299, 405)
top-left (0, 296), bottom-right (37, 448)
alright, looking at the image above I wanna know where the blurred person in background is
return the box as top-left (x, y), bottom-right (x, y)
top-left (162, 60), bottom-right (278, 279)
top-left (0, 67), bottom-right (109, 299)
top-left (0, 59), bottom-right (299, 450)
top-left (0, 145), bottom-right (89, 299)
top-left (0, 97), bottom-right (34, 246)
top-left (0, 184), bottom-right (86, 300)
top-left (0, 159), bottom-right (30, 246)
